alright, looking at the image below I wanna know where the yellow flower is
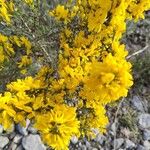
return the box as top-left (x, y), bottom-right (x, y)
top-left (34, 105), bottom-right (80, 150)
top-left (49, 5), bottom-right (69, 23)
top-left (24, 0), bottom-right (33, 5)
top-left (0, 0), bottom-right (14, 24)
top-left (20, 36), bottom-right (32, 55)
top-left (18, 55), bottom-right (32, 68)
top-left (81, 54), bottom-right (133, 104)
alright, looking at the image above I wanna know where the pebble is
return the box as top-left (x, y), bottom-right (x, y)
top-left (8, 142), bottom-right (17, 150)
top-left (131, 96), bottom-right (144, 112)
top-left (16, 119), bottom-right (30, 136)
top-left (0, 136), bottom-right (9, 148)
top-left (13, 134), bottom-right (23, 144)
top-left (94, 134), bottom-right (106, 145)
top-left (137, 145), bottom-right (146, 150)
top-left (138, 114), bottom-right (150, 129)
top-left (80, 145), bottom-right (86, 150)
top-left (12, 143), bottom-right (18, 150)
top-left (71, 136), bottom-right (78, 144)
top-left (16, 145), bottom-right (24, 150)
top-left (85, 141), bottom-right (91, 148)
top-left (125, 139), bottom-right (135, 149)
top-left (91, 148), bottom-right (98, 150)
top-left (143, 141), bottom-right (150, 150)
top-left (28, 126), bottom-right (38, 134)
top-left (143, 129), bottom-right (150, 140)
top-left (9, 132), bottom-right (16, 139)
top-left (114, 138), bottom-right (124, 149)
top-left (22, 134), bottom-right (46, 150)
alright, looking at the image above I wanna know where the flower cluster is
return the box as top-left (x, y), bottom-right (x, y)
top-left (0, 0), bottom-right (14, 24)
top-left (0, 0), bottom-right (149, 149)
top-left (0, 34), bottom-right (32, 73)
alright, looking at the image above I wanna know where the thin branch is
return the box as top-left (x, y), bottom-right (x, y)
top-left (38, 42), bottom-right (52, 63)
top-left (127, 45), bottom-right (149, 59)
top-left (20, 16), bottom-right (36, 38)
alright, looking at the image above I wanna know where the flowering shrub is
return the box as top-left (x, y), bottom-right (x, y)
top-left (0, 0), bottom-right (150, 149)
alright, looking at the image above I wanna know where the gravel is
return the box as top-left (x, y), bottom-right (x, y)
top-left (143, 129), bottom-right (150, 140)
top-left (71, 136), bottom-right (78, 144)
top-left (13, 134), bottom-right (23, 144)
top-left (138, 114), bottom-right (150, 129)
top-left (22, 134), bottom-right (46, 150)
top-left (131, 95), bottom-right (145, 112)
top-left (114, 138), bottom-right (124, 149)
top-left (125, 139), bottom-right (136, 149)
top-left (0, 136), bottom-right (9, 148)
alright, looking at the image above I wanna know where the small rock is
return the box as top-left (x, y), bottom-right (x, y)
top-left (28, 126), bottom-right (37, 134)
top-left (80, 145), bottom-right (86, 150)
top-left (92, 148), bottom-right (98, 150)
top-left (13, 134), bottom-right (23, 144)
top-left (16, 119), bottom-right (30, 136)
top-left (114, 138), bottom-right (124, 149)
top-left (111, 122), bottom-right (116, 132)
top-left (143, 141), bottom-right (150, 150)
top-left (9, 132), bottom-right (16, 139)
top-left (22, 134), bottom-right (46, 150)
top-left (71, 136), bottom-right (78, 144)
top-left (143, 130), bottom-right (150, 140)
top-left (16, 145), bottom-right (24, 150)
top-left (0, 125), bottom-right (3, 134)
top-left (8, 142), bottom-right (17, 150)
top-left (131, 96), bottom-right (144, 112)
top-left (0, 136), bottom-right (9, 148)
top-left (137, 145), bottom-right (146, 150)
top-left (12, 143), bottom-right (18, 150)
top-left (95, 134), bottom-right (106, 145)
top-left (139, 114), bottom-right (150, 129)
top-left (85, 141), bottom-right (91, 148)
top-left (125, 139), bottom-right (135, 149)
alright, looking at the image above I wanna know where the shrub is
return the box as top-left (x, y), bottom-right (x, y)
top-left (0, 0), bottom-right (150, 149)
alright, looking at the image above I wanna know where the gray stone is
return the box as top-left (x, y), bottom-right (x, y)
top-left (85, 141), bottom-right (91, 148)
top-left (16, 119), bottom-right (30, 136)
top-left (114, 138), bottom-right (124, 149)
top-left (13, 134), bottom-right (23, 144)
top-left (125, 139), bottom-right (135, 149)
top-left (9, 132), bottom-right (16, 139)
top-left (80, 145), bottom-right (86, 150)
top-left (0, 125), bottom-right (3, 134)
top-left (12, 143), bottom-right (18, 150)
top-left (28, 126), bottom-right (37, 134)
top-left (0, 136), bottom-right (9, 148)
top-left (139, 114), bottom-right (150, 129)
top-left (143, 141), bottom-right (150, 150)
top-left (143, 130), bottom-right (150, 140)
top-left (131, 96), bottom-right (144, 112)
top-left (95, 134), bottom-right (106, 145)
top-left (111, 122), bottom-right (116, 132)
top-left (16, 145), bottom-right (24, 150)
top-left (8, 142), bottom-right (17, 150)
top-left (71, 136), bottom-right (78, 144)
top-left (22, 134), bottom-right (46, 150)
top-left (137, 145), bottom-right (146, 150)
